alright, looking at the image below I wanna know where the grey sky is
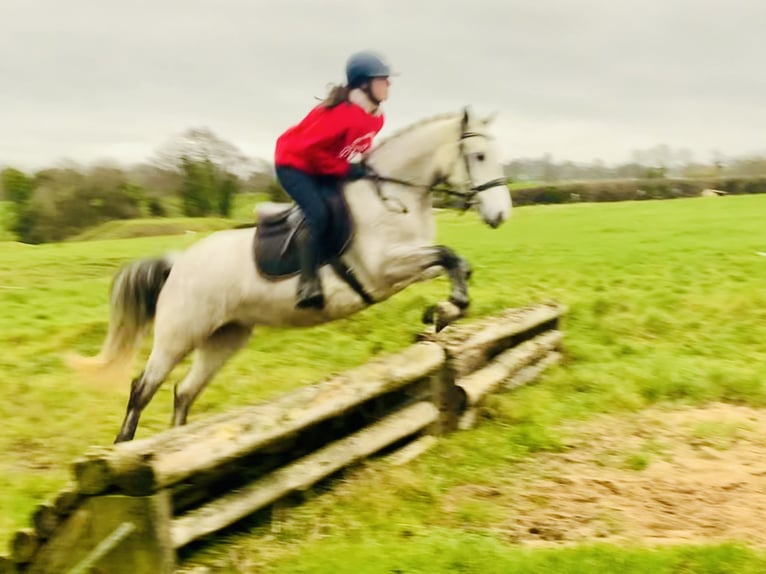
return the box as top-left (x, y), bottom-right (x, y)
top-left (2, 0), bottom-right (765, 170)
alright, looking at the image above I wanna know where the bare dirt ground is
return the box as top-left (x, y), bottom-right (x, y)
top-left (484, 403), bottom-right (766, 547)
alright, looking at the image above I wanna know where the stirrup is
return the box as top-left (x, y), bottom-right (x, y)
top-left (296, 293), bottom-right (325, 309)
top-left (296, 279), bottom-right (325, 309)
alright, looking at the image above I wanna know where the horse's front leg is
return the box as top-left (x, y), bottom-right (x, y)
top-left (431, 245), bottom-right (472, 309)
top-left (382, 244), bottom-right (472, 331)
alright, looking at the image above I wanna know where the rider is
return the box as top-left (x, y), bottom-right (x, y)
top-left (274, 50), bottom-right (392, 309)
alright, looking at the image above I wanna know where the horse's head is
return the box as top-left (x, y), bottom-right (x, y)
top-left (366, 108), bottom-right (512, 229)
top-left (436, 108), bottom-right (512, 229)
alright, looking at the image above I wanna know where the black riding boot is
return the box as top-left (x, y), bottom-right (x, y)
top-left (294, 226), bottom-right (325, 309)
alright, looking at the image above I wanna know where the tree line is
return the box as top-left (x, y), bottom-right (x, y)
top-left (1, 128), bottom-right (287, 243)
top-left (3, 131), bottom-right (766, 244)
top-left (505, 144), bottom-right (766, 183)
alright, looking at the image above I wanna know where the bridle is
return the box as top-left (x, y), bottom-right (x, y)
top-left (362, 130), bottom-right (507, 213)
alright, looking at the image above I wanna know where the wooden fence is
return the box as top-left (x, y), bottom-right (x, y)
top-left (1, 302), bottom-right (564, 574)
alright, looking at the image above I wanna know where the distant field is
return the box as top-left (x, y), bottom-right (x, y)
top-left (2, 195), bottom-right (766, 572)
top-left (0, 192), bottom-right (265, 243)
top-left (68, 216), bottom-right (243, 241)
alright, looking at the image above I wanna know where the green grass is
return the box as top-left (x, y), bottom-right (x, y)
top-left (156, 191), bottom-right (268, 221)
top-left (68, 216), bottom-right (242, 241)
top-left (67, 193), bottom-right (265, 241)
top-left (2, 195), bottom-right (766, 570)
top-left (232, 536), bottom-right (766, 574)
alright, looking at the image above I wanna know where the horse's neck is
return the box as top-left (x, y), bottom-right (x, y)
top-left (368, 116), bottom-right (459, 182)
top-left (343, 117), bottom-right (459, 257)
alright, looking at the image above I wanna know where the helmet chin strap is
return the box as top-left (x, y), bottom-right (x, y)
top-left (361, 83), bottom-right (381, 108)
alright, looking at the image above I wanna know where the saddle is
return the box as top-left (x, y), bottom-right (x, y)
top-left (253, 192), bottom-right (353, 279)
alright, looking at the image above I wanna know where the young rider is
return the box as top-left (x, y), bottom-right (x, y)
top-left (274, 50), bottom-right (392, 309)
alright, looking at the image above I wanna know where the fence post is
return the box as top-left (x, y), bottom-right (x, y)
top-left (27, 492), bottom-right (174, 574)
top-left (428, 356), bottom-right (465, 435)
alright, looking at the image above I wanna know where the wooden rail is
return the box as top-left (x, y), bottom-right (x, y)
top-left (3, 302), bottom-right (565, 574)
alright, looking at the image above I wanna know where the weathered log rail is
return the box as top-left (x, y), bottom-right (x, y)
top-left (2, 302), bottom-right (565, 574)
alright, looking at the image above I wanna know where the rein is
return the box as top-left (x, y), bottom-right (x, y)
top-left (362, 131), bottom-right (506, 213)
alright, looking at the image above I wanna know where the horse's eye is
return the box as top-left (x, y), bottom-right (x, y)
top-left (476, 153), bottom-right (485, 162)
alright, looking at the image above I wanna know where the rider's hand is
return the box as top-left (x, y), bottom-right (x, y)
top-left (346, 162), bottom-right (370, 181)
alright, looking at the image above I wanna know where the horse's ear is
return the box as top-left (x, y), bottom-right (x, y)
top-left (461, 107), bottom-right (470, 131)
top-left (482, 111), bottom-right (498, 126)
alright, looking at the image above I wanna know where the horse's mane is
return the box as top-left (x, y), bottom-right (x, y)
top-left (373, 111), bottom-right (460, 152)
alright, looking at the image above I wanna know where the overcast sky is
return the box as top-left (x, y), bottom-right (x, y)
top-left (2, 0), bottom-right (765, 170)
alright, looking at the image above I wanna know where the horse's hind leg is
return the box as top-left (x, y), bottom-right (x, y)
top-left (115, 345), bottom-right (188, 443)
top-left (172, 322), bottom-right (253, 427)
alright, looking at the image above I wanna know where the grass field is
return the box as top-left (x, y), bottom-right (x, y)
top-left (2, 195), bottom-right (766, 571)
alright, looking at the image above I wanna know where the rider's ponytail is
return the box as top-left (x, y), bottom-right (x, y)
top-left (321, 84), bottom-right (350, 108)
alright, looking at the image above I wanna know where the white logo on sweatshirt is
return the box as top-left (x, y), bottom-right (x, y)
top-left (339, 132), bottom-right (376, 161)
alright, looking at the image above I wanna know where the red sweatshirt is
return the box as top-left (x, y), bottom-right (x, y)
top-left (275, 101), bottom-right (385, 177)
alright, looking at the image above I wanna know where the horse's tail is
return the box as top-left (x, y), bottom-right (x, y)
top-left (69, 253), bottom-right (177, 379)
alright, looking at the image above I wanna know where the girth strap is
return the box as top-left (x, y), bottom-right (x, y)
top-left (328, 257), bottom-right (375, 305)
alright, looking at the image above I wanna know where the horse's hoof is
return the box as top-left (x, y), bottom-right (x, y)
top-left (435, 316), bottom-right (450, 333)
top-left (449, 295), bottom-right (470, 310)
top-left (414, 331), bottom-right (435, 342)
top-left (434, 301), bottom-right (464, 332)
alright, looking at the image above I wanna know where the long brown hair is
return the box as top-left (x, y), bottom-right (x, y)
top-left (321, 84), bottom-right (350, 108)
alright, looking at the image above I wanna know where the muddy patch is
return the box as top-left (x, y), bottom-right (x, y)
top-left (469, 403), bottom-right (766, 546)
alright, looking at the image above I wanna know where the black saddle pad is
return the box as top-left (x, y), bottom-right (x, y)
top-left (253, 192), bottom-right (353, 279)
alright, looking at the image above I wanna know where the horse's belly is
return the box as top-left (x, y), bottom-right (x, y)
top-left (239, 274), bottom-right (370, 328)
